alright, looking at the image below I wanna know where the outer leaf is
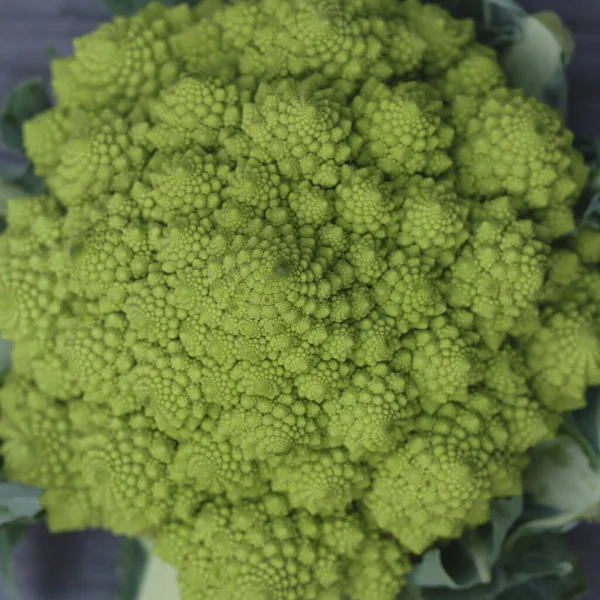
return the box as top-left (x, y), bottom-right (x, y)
top-left (0, 483), bottom-right (42, 527)
top-left (409, 498), bottom-right (522, 590)
top-left (0, 79), bottom-right (52, 154)
top-left (426, 0), bottom-right (524, 46)
top-left (0, 162), bottom-right (46, 199)
top-left (572, 388), bottom-right (600, 458)
top-left (413, 533), bottom-right (586, 600)
top-left (496, 533), bottom-right (587, 600)
top-left (499, 11), bottom-right (572, 114)
top-left (409, 548), bottom-right (473, 590)
top-left (0, 527), bottom-right (21, 600)
top-left (467, 497), bottom-right (523, 581)
top-left (115, 538), bottom-right (148, 600)
top-left (0, 177), bottom-right (27, 216)
top-left (136, 539), bottom-right (180, 600)
top-left (522, 437), bottom-right (600, 526)
top-left (574, 192), bottom-right (600, 232)
top-left (397, 586), bottom-right (424, 600)
top-left (517, 391), bottom-right (600, 527)
top-left (572, 137), bottom-right (600, 230)
top-left (479, 0), bottom-right (526, 45)
top-left (507, 502), bottom-right (580, 544)
top-left (430, 0), bottom-right (570, 114)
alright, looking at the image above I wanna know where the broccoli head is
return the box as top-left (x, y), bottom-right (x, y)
top-left (0, 1), bottom-right (598, 599)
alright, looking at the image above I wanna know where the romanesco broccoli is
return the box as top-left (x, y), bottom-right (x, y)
top-left (0, 1), bottom-right (598, 599)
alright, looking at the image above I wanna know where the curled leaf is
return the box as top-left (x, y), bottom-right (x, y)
top-left (0, 79), bottom-right (52, 155)
top-left (116, 538), bottom-right (148, 600)
top-left (521, 389), bottom-right (600, 525)
top-left (499, 11), bottom-right (572, 114)
top-left (135, 539), bottom-right (180, 600)
top-left (0, 482), bottom-right (42, 530)
top-left (429, 0), bottom-right (572, 114)
top-left (409, 498), bottom-right (523, 590)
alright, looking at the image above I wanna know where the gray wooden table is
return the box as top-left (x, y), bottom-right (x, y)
top-left (0, 1), bottom-right (599, 599)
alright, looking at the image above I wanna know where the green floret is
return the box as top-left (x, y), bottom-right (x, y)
top-left (353, 79), bottom-right (454, 177)
top-left (69, 219), bottom-right (153, 299)
top-left (269, 447), bottom-right (371, 515)
top-left (399, 0), bottom-right (475, 73)
top-left (242, 79), bottom-right (359, 186)
top-left (288, 180), bottom-right (335, 226)
top-left (43, 109), bottom-right (148, 207)
top-left (571, 226), bottom-right (600, 265)
top-left (335, 166), bottom-right (395, 237)
top-left (0, 0), bottom-right (598, 598)
top-left (155, 495), bottom-right (410, 600)
top-left (526, 309), bottom-right (600, 411)
top-left (453, 87), bottom-right (588, 212)
top-left (374, 252), bottom-right (447, 332)
top-left (0, 375), bottom-right (74, 490)
top-left (50, 2), bottom-right (191, 113)
top-left (404, 318), bottom-right (480, 414)
top-left (365, 424), bottom-right (494, 554)
top-left (143, 148), bottom-right (230, 221)
top-left (55, 313), bottom-right (134, 407)
top-left (443, 196), bottom-right (550, 349)
top-left (125, 345), bottom-right (205, 438)
top-left (323, 366), bottom-right (416, 459)
top-left (0, 244), bottom-right (66, 340)
top-left (169, 420), bottom-right (266, 500)
top-left (394, 176), bottom-right (470, 266)
top-left (434, 44), bottom-right (506, 100)
top-left (74, 409), bottom-right (176, 536)
top-left (147, 75), bottom-right (242, 150)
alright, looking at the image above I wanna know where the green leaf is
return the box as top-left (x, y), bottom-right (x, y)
top-left (522, 434), bottom-right (600, 526)
top-left (0, 527), bottom-right (21, 600)
top-left (572, 388), bottom-right (600, 457)
top-left (100, 0), bottom-right (203, 16)
top-left (571, 137), bottom-right (600, 230)
top-left (499, 11), bottom-right (572, 114)
top-left (115, 538), bottom-right (148, 600)
top-left (409, 548), bottom-right (472, 590)
top-left (479, 0), bottom-right (526, 45)
top-left (516, 390), bottom-right (600, 527)
top-left (470, 497), bottom-right (523, 579)
top-left (0, 79), bottom-right (52, 154)
top-left (425, 0), bottom-right (524, 46)
top-left (0, 162), bottom-right (46, 199)
top-left (409, 497), bottom-right (522, 590)
top-left (559, 389), bottom-right (600, 469)
top-left (136, 539), bottom-right (181, 600)
top-left (0, 483), bottom-right (42, 527)
top-left (0, 519), bottom-right (38, 600)
top-left (410, 532), bottom-right (587, 600)
top-left (495, 533), bottom-right (587, 600)
top-left (508, 502), bottom-right (580, 544)
top-left (397, 586), bottom-right (424, 600)
top-left (428, 0), bottom-right (571, 114)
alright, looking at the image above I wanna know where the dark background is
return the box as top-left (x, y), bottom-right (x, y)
top-left (0, 0), bottom-right (598, 598)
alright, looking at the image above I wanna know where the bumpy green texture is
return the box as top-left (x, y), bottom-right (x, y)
top-left (0, 1), bottom-right (599, 599)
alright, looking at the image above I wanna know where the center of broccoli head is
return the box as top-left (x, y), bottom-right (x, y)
top-left (1, 0), bottom-right (599, 599)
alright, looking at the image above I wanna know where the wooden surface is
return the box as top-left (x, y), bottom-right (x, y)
top-left (0, 1), bottom-right (599, 599)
